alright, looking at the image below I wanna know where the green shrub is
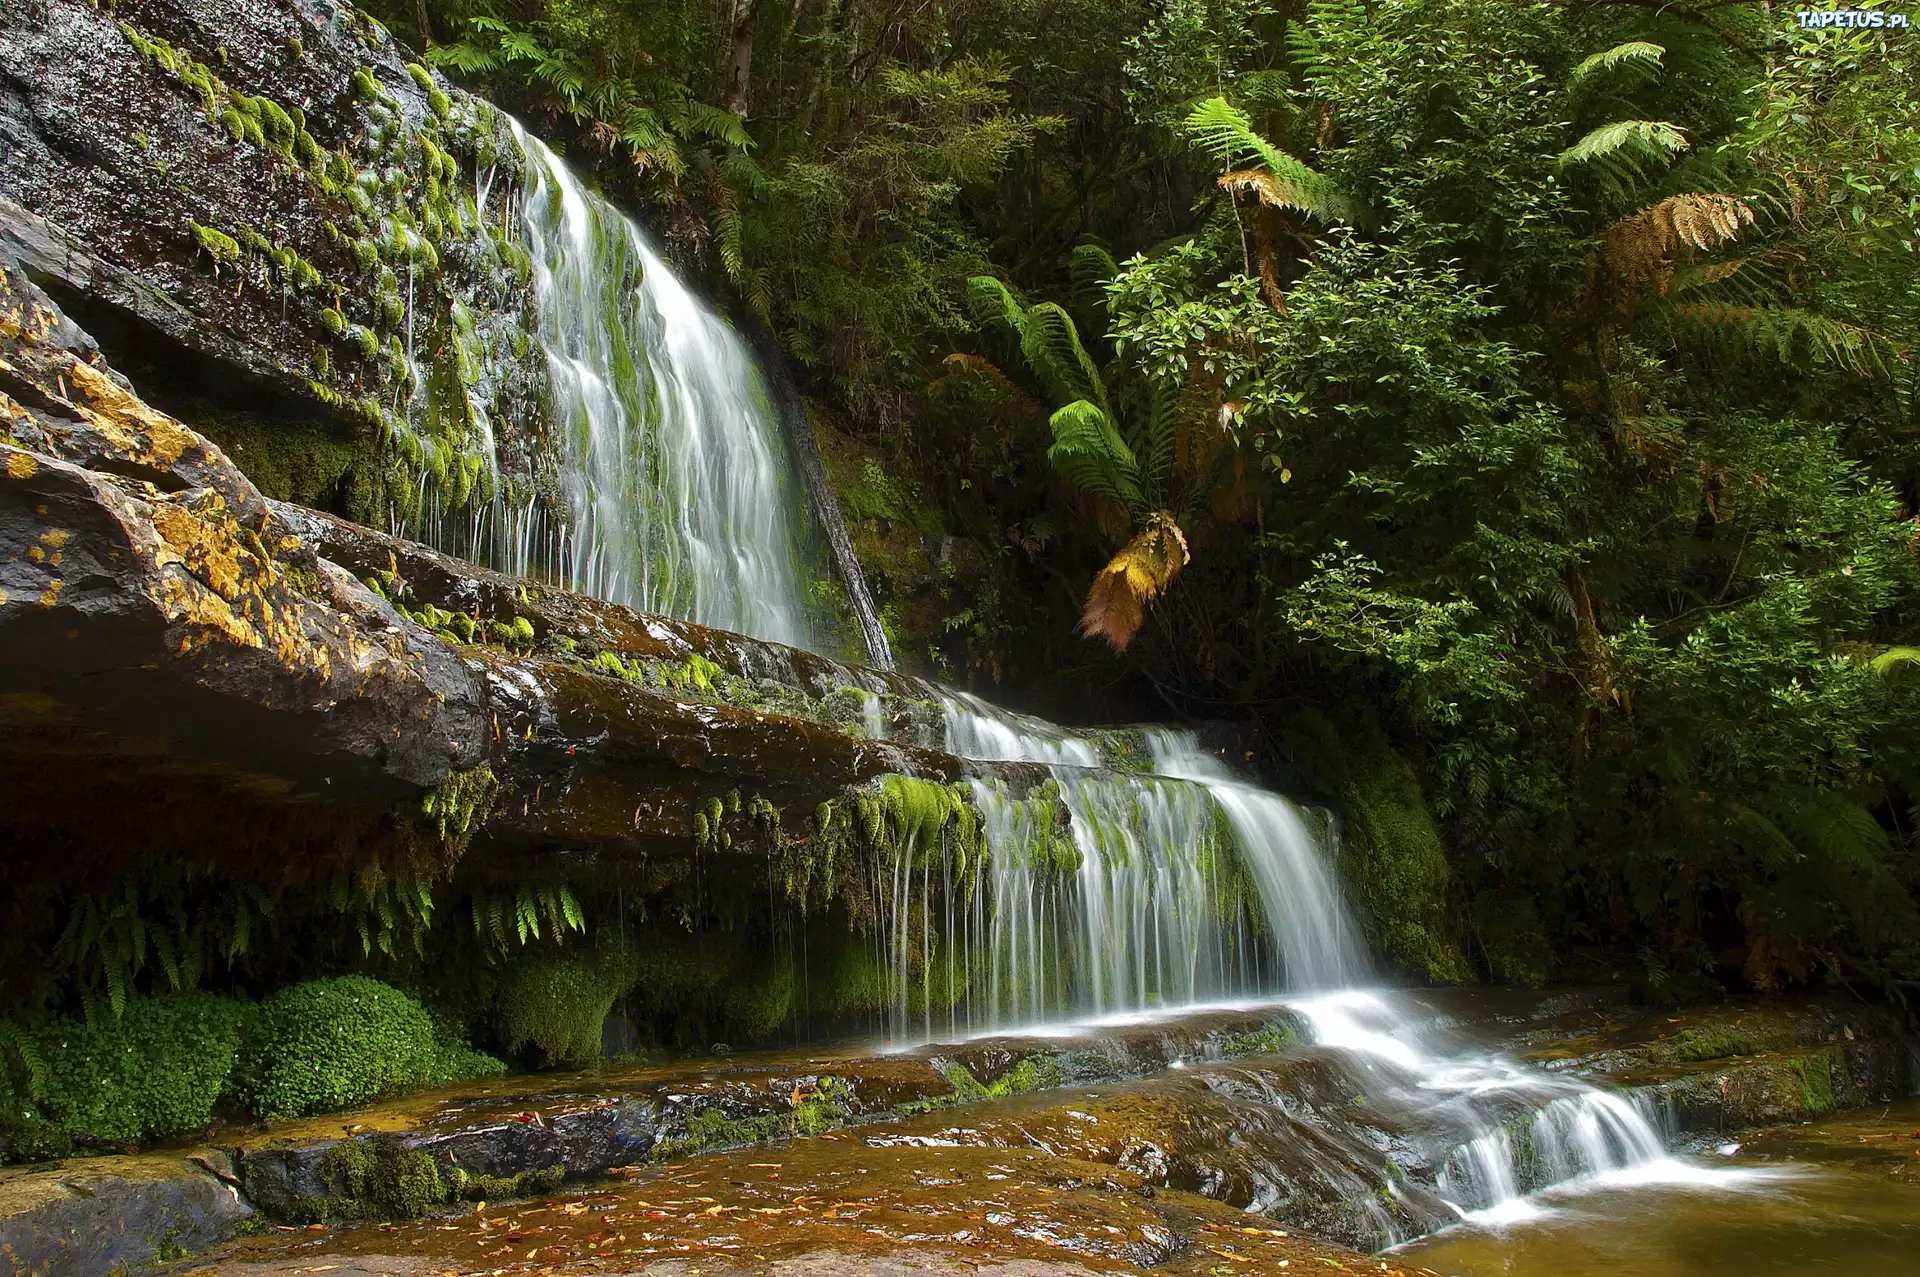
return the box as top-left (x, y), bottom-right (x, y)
top-left (234, 977), bottom-right (500, 1121)
top-left (32, 993), bottom-right (248, 1146)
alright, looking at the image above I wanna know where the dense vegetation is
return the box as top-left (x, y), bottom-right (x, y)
top-left (357, 0), bottom-right (1920, 998)
top-left (4, 0), bottom-right (1916, 1170)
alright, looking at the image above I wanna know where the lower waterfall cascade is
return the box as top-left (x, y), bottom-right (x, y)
top-left (843, 693), bottom-right (1766, 1243)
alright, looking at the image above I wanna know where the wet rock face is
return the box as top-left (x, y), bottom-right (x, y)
top-left (0, 259), bottom-right (488, 821)
top-left (0, 256), bottom-right (1015, 881)
top-left (0, 0), bottom-right (546, 523)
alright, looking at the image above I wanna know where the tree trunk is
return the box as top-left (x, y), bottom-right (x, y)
top-left (413, 0), bottom-right (434, 47)
top-left (727, 1), bottom-right (758, 118)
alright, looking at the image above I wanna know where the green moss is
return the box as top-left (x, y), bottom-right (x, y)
top-left (352, 67), bottom-right (380, 101)
top-left (1221, 1023), bottom-right (1296, 1058)
top-left (320, 306), bottom-right (348, 337)
top-left (233, 977), bottom-right (500, 1122)
top-left (495, 946), bottom-right (637, 1068)
top-left (1791, 1051), bottom-right (1838, 1117)
top-left (351, 325), bottom-right (381, 362)
top-left (289, 1135), bottom-right (446, 1223)
top-left (28, 992), bottom-right (248, 1147)
top-left (915, 1055), bottom-right (1058, 1112)
top-left (190, 222), bottom-right (241, 265)
top-left (450, 1163), bottom-right (565, 1204)
top-left (1673, 1024), bottom-right (1761, 1062)
top-left (1295, 707), bottom-right (1469, 984)
top-left (416, 765), bottom-right (499, 863)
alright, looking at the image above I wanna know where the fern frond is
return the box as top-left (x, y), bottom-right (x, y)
top-left (966, 277), bottom-right (1109, 412)
top-left (1569, 41), bottom-right (1665, 89)
top-left (1602, 193), bottom-right (1754, 296)
top-left (1080, 512), bottom-right (1191, 651)
top-left (1070, 242), bottom-right (1119, 305)
top-left (1183, 97), bottom-right (1356, 223)
top-left (1675, 303), bottom-right (1904, 377)
top-left (1558, 119), bottom-right (1688, 167)
top-left (1869, 645), bottom-right (1920, 674)
top-left (1048, 400), bottom-right (1144, 512)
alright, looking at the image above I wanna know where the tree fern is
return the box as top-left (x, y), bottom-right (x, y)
top-left (1047, 400), bottom-right (1145, 512)
top-left (1183, 97), bottom-right (1356, 224)
top-left (967, 276), bottom-right (1109, 413)
top-left (1558, 119), bottom-right (1688, 167)
top-left (1676, 303), bottom-right (1905, 378)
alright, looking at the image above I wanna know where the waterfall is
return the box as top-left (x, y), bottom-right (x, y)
top-left (438, 120), bottom-right (1759, 1238)
top-left (409, 119), bottom-right (896, 660)
top-left (866, 696), bottom-right (1367, 1041)
top-left (508, 120), bottom-right (817, 646)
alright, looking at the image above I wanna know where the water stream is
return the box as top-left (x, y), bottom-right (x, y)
top-left (412, 122), bottom-right (1861, 1252)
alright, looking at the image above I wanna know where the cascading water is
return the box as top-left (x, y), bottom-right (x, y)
top-left (862, 694), bottom-right (1745, 1236)
top-left (406, 120), bottom-right (897, 661)
top-left (507, 121), bottom-right (817, 647)
top-left (434, 119), bottom-right (1769, 1245)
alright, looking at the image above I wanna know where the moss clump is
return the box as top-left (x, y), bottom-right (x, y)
top-left (416, 765), bottom-right (499, 863)
top-left (1792, 1051), bottom-right (1838, 1117)
top-left (450, 1163), bottom-right (565, 1203)
top-left (918, 1056), bottom-right (1058, 1112)
top-left (1673, 1024), bottom-right (1761, 1062)
top-left (305, 1135), bottom-right (446, 1222)
top-left (190, 222), bottom-right (241, 264)
top-left (1294, 707), bottom-right (1469, 983)
top-left (496, 946), bottom-right (636, 1068)
top-left (27, 992), bottom-right (248, 1147)
top-left (1221, 1023), bottom-right (1296, 1058)
top-left (233, 977), bottom-right (501, 1122)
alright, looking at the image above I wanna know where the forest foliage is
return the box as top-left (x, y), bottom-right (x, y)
top-left (356, 0), bottom-right (1920, 997)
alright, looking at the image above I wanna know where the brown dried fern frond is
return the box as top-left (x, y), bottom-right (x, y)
top-left (1601, 193), bottom-right (1755, 298)
top-left (1080, 511), bottom-right (1190, 651)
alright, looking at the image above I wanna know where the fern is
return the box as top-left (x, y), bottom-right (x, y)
top-left (1183, 97), bottom-right (1357, 224)
top-left (1558, 119), bottom-right (1688, 167)
top-left (1569, 41), bottom-right (1666, 89)
top-left (1048, 400), bottom-right (1145, 512)
top-left (1676, 303), bottom-right (1905, 378)
top-left (967, 276), bottom-right (1110, 413)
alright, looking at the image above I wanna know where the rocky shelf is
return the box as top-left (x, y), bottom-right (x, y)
top-left (0, 990), bottom-right (1909, 1276)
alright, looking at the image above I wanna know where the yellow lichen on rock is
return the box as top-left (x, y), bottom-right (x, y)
top-left (6, 451), bottom-right (37, 480)
top-left (64, 357), bottom-right (199, 467)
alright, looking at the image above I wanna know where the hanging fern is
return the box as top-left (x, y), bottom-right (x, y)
top-left (1558, 119), bottom-right (1688, 168)
top-left (1568, 41), bottom-right (1666, 89)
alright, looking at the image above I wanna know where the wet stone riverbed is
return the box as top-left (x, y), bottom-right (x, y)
top-left (186, 1139), bottom-right (1428, 1277)
top-left (159, 990), bottom-right (1916, 1277)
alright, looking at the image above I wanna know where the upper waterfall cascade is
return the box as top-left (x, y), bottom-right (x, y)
top-left (406, 120), bottom-right (891, 660)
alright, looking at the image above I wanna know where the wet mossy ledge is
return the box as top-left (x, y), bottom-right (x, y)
top-left (0, 0), bottom-right (548, 535)
top-left (0, 258), bottom-right (1103, 1169)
